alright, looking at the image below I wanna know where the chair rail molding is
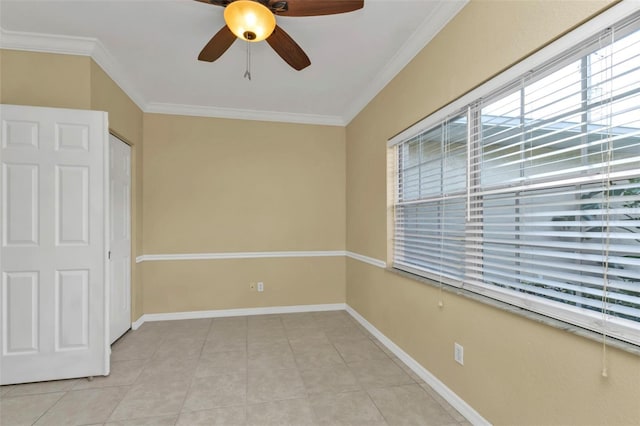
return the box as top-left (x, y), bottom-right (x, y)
top-left (135, 250), bottom-right (387, 268)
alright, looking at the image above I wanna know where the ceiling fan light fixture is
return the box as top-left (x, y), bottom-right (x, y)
top-left (224, 0), bottom-right (276, 42)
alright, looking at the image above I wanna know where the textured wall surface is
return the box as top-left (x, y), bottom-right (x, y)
top-left (1, 49), bottom-right (145, 320)
top-left (345, 1), bottom-right (640, 424)
top-left (142, 113), bottom-right (346, 312)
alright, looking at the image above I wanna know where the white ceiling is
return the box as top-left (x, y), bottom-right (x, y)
top-left (0, 0), bottom-right (466, 125)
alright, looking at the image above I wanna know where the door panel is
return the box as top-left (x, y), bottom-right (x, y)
top-left (3, 271), bottom-right (39, 353)
top-left (2, 120), bottom-right (39, 149)
top-left (56, 166), bottom-right (89, 245)
top-left (109, 135), bottom-right (131, 343)
top-left (55, 269), bottom-right (89, 350)
top-left (55, 124), bottom-right (89, 151)
top-left (0, 104), bottom-right (109, 385)
top-left (3, 163), bottom-right (39, 246)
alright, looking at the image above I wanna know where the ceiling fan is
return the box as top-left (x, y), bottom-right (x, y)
top-left (194, 0), bottom-right (364, 71)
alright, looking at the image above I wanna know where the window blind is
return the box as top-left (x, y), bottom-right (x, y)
top-left (467, 22), bottom-right (640, 342)
top-left (392, 9), bottom-right (640, 345)
top-left (394, 113), bottom-right (468, 284)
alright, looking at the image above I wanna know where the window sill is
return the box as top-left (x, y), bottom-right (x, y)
top-left (386, 267), bottom-right (640, 357)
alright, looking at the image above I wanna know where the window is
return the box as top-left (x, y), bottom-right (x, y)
top-left (391, 8), bottom-right (640, 346)
top-left (395, 114), bottom-right (467, 284)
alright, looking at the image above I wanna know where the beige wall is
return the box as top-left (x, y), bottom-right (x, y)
top-left (346, 0), bottom-right (640, 425)
top-left (1, 48), bottom-right (346, 317)
top-left (143, 257), bottom-right (345, 314)
top-left (0, 50), bottom-right (91, 109)
top-left (90, 62), bottom-right (144, 321)
top-left (4, 2), bottom-right (640, 421)
top-left (1, 49), bottom-right (145, 321)
top-left (142, 113), bottom-right (346, 312)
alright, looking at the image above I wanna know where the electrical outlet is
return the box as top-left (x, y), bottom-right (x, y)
top-left (257, 282), bottom-right (264, 292)
top-left (454, 343), bottom-right (464, 365)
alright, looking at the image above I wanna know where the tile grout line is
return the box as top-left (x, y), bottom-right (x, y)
top-left (177, 318), bottom-right (215, 425)
top-left (362, 388), bottom-right (392, 426)
top-left (27, 390), bottom-right (66, 426)
top-left (282, 316), bottom-right (321, 425)
top-left (342, 317), bottom-right (452, 425)
top-left (7, 311), bottom-right (465, 425)
top-left (244, 314), bottom-right (250, 422)
top-left (107, 329), bottom-right (153, 424)
top-left (101, 385), bottom-right (133, 425)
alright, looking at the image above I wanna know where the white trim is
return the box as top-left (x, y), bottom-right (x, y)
top-left (343, 0), bottom-right (468, 125)
top-left (387, 0), bottom-right (640, 147)
top-left (131, 303), bottom-right (346, 328)
top-left (88, 37), bottom-right (147, 111)
top-left (102, 111), bottom-right (111, 375)
top-left (135, 250), bottom-right (346, 263)
top-left (145, 103), bottom-right (345, 127)
top-left (0, 28), bottom-right (340, 126)
top-left (129, 301), bottom-right (488, 423)
top-left (0, 0), bottom-right (467, 127)
top-left (131, 316), bottom-right (145, 331)
top-left (0, 29), bottom-right (147, 111)
top-left (0, 29), bottom-right (96, 56)
top-left (345, 251), bottom-right (387, 268)
top-left (345, 305), bottom-right (491, 426)
top-left (135, 250), bottom-right (387, 268)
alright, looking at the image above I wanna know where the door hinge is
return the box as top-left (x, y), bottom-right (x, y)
top-left (108, 251), bottom-right (111, 260)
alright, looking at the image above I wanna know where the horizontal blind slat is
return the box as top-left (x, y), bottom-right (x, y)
top-left (393, 12), bottom-right (640, 345)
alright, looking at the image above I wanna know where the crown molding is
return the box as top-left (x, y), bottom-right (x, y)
top-left (0, 28), bottom-right (148, 111)
top-left (342, 0), bottom-right (469, 125)
top-left (145, 102), bottom-right (345, 126)
top-left (88, 37), bottom-right (147, 111)
top-left (0, 0), bottom-right (468, 128)
top-left (0, 28), bottom-right (96, 55)
top-left (0, 26), bottom-right (345, 125)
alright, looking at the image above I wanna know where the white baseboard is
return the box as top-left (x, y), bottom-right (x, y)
top-left (130, 303), bottom-right (346, 329)
top-left (130, 302), bottom-right (488, 425)
top-left (131, 316), bottom-right (145, 330)
top-left (345, 304), bottom-right (491, 426)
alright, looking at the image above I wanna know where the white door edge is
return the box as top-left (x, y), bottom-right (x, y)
top-left (103, 117), bottom-right (110, 374)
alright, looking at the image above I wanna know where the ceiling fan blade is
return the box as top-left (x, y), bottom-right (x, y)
top-left (193, 0), bottom-right (231, 7)
top-left (198, 25), bottom-right (236, 62)
top-left (266, 25), bottom-right (311, 71)
top-left (269, 0), bottom-right (363, 16)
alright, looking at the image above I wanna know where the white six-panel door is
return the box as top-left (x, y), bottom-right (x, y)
top-left (0, 104), bottom-right (109, 385)
top-left (109, 135), bottom-right (131, 344)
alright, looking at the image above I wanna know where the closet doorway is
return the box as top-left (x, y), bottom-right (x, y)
top-left (109, 134), bottom-right (131, 344)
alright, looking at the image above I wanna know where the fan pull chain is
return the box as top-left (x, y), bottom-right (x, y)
top-left (244, 42), bottom-right (252, 81)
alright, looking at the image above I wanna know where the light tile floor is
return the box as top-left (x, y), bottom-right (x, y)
top-left (0, 311), bottom-right (470, 426)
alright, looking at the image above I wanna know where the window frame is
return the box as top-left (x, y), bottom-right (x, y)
top-left (388, 1), bottom-right (640, 347)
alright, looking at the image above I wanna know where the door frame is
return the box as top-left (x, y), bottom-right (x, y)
top-left (108, 131), bottom-right (133, 341)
